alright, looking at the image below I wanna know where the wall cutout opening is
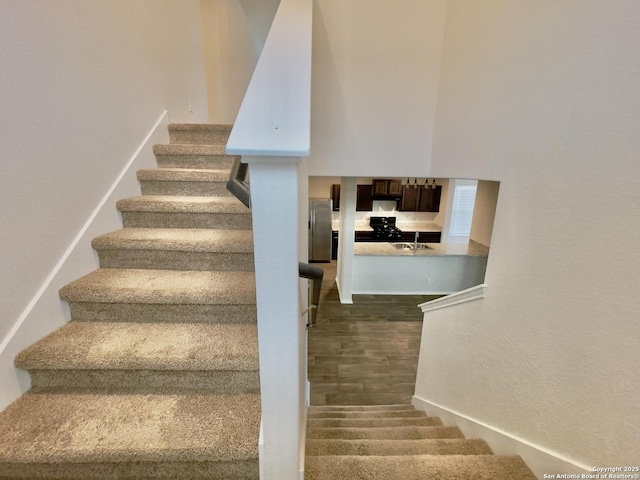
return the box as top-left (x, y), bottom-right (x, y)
top-left (308, 176), bottom-right (500, 297)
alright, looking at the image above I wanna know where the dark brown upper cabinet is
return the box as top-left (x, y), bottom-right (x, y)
top-left (418, 185), bottom-right (442, 212)
top-left (372, 179), bottom-right (403, 199)
top-left (330, 184), bottom-right (340, 211)
top-left (399, 184), bottom-right (442, 212)
top-left (398, 184), bottom-right (420, 211)
top-left (330, 184), bottom-right (374, 212)
top-left (356, 184), bottom-right (373, 211)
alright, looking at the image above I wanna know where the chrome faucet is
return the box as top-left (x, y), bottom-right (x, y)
top-left (414, 231), bottom-right (419, 251)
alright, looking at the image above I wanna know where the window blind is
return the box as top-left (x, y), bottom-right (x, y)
top-left (449, 183), bottom-right (477, 237)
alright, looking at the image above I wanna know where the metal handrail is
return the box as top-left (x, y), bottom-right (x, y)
top-left (227, 158), bottom-right (323, 327)
top-left (226, 158), bottom-right (250, 208)
top-left (298, 262), bottom-right (324, 328)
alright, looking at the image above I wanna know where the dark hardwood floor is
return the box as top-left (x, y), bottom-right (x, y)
top-left (308, 262), bottom-right (440, 405)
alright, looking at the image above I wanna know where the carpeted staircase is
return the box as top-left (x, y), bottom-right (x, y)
top-left (305, 404), bottom-right (537, 479)
top-left (0, 124), bottom-right (261, 479)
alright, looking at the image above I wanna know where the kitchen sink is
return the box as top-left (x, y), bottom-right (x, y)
top-left (391, 242), bottom-right (433, 251)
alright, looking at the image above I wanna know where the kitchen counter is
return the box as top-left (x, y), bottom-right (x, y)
top-left (354, 240), bottom-right (489, 257)
top-left (351, 240), bottom-right (489, 295)
top-left (332, 220), bottom-right (442, 232)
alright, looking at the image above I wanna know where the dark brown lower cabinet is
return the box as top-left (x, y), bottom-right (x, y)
top-left (418, 231), bottom-right (442, 243)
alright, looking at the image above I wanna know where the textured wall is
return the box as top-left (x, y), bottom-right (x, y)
top-left (0, 1), bottom-right (208, 349)
top-left (418, 0), bottom-right (640, 468)
top-left (308, 0), bottom-right (448, 177)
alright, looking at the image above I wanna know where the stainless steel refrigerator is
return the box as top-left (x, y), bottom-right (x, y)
top-left (308, 199), bottom-right (332, 262)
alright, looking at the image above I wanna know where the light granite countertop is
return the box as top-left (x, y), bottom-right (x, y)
top-left (332, 220), bottom-right (442, 232)
top-left (353, 240), bottom-right (489, 257)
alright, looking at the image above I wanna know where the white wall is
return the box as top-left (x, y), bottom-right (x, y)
top-left (201, 0), bottom-right (280, 123)
top-left (469, 181), bottom-right (499, 247)
top-left (419, 0), bottom-right (640, 471)
top-left (308, 0), bottom-right (448, 177)
top-left (0, 0), bottom-right (208, 405)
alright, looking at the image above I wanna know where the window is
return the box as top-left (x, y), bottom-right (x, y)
top-left (446, 180), bottom-right (478, 242)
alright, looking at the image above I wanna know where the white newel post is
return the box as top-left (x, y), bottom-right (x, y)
top-left (336, 177), bottom-right (356, 304)
top-left (244, 157), bottom-right (303, 480)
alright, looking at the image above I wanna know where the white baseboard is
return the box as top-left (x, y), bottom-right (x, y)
top-left (412, 396), bottom-right (592, 479)
top-left (0, 111), bottom-right (169, 411)
top-left (259, 419), bottom-right (265, 480)
top-left (299, 403), bottom-right (308, 480)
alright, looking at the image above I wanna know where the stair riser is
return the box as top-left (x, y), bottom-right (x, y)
top-left (310, 393), bottom-right (413, 406)
top-left (305, 439), bottom-right (494, 456)
top-left (307, 417), bottom-right (441, 429)
top-left (121, 212), bottom-right (253, 230)
top-left (28, 370), bottom-right (260, 395)
top-left (0, 460), bottom-right (258, 480)
top-left (96, 250), bottom-right (255, 272)
top-left (306, 426), bottom-right (464, 440)
top-left (169, 130), bottom-right (231, 145)
top-left (305, 455), bottom-right (537, 480)
top-left (156, 155), bottom-right (234, 170)
top-left (68, 303), bottom-right (257, 324)
top-left (309, 365), bottom-right (417, 378)
top-left (140, 181), bottom-right (232, 197)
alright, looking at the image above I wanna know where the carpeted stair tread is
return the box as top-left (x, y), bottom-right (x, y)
top-left (304, 454), bottom-right (537, 480)
top-left (137, 168), bottom-right (229, 183)
top-left (306, 426), bottom-right (464, 440)
top-left (308, 410), bottom-right (427, 419)
top-left (59, 269), bottom-right (256, 305)
top-left (116, 195), bottom-right (248, 214)
top-left (309, 405), bottom-right (414, 412)
top-left (153, 144), bottom-right (229, 157)
top-left (92, 228), bottom-right (253, 253)
top-left (168, 123), bottom-right (232, 145)
top-left (16, 322), bottom-right (258, 372)
top-left (307, 417), bottom-right (442, 429)
top-left (117, 196), bottom-right (252, 229)
top-left (306, 439), bottom-right (493, 456)
top-left (0, 392), bottom-right (260, 465)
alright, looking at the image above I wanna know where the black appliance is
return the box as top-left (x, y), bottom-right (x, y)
top-left (369, 216), bottom-right (403, 241)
